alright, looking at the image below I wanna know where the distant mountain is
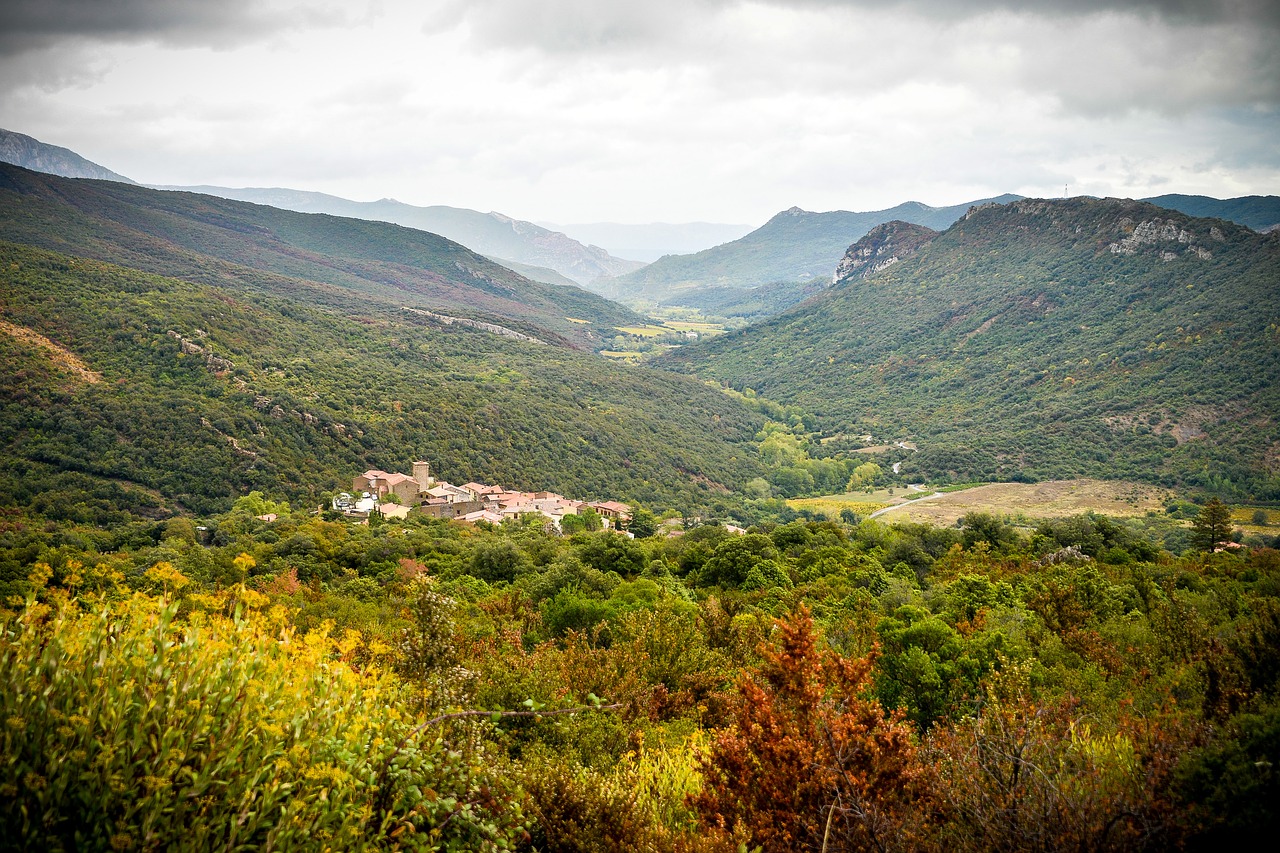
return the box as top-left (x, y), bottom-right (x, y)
top-left (663, 197), bottom-right (1280, 498)
top-left (1143, 194), bottom-right (1280, 233)
top-left (603, 194), bottom-right (1023, 304)
top-left (149, 185), bottom-right (645, 287)
top-left (549, 221), bottom-right (755, 263)
top-left (0, 128), bottom-right (135, 184)
top-left (0, 164), bottom-right (641, 348)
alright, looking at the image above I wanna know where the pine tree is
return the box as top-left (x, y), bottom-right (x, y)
top-left (1192, 498), bottom-right (1234, 551)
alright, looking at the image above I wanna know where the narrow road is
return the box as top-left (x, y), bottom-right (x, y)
top-left (867, 485), bottom-right (945, 519)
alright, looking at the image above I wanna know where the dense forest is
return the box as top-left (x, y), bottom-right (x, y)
top-left (2, 497), bottom-right (1278, 850)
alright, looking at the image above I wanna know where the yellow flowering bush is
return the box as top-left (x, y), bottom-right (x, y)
top-left (0, 591), bottom-right (525, 850)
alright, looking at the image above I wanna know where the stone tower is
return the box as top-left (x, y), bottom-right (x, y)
top-left (413, 461), bottom-right (433, 490)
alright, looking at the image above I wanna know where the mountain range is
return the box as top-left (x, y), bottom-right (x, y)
top-left (145, 185), bottom-right (647, 288)
top-left (0, 163), bottom-right (639, 349)
top-left (0, 165), bottom-right (767, 518)
top-left (663, 197), bottom-right (1280, 498)
top-left (3, 128), bottom-right (1279, 508)
top-left (601, 195), bottom-right (1024, 304)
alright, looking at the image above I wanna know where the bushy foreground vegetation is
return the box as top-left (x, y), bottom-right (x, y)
top-left (3, 499), bottom-right (1278, 850)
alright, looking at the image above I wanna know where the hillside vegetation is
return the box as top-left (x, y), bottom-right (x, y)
top-left (0, 241), bottom-right (765, 518)
top-left (4, 492), bottom-right (1278, 850)
top-left (662, 198), bottom-right (1280, 499)
top-left (0, 164), bottom-right (640, 349)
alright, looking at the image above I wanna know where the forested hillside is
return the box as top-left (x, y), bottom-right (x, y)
top-left (0, 242), bottom-right (765, 518)
top-left (663, 198), bottom-right (1280, 498)
top-left (0, 164), bottom-right (639, 349)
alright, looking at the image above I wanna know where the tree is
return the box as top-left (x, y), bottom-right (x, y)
top-left (627, 507), bottom-right (658, 538)
top-left (847, 462), bottom-right (882, 491)
top-left (1192, 499), bottom-right (1234, 551)
top-left (693, 604), bottom-right (925, 851)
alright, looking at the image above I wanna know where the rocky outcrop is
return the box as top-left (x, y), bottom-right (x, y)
top-left (1108, 217), bottom-right (1215, 260)
top-left (833, 220), bottom-right (938, 284)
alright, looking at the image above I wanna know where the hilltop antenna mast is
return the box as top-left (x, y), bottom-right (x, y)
top-left (1064, 184), bottom-right (1068, 198)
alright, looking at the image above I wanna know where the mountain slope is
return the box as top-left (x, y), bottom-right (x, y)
top-left (662, 197), bottom-right (1280, 498)
top-left (0, 240), bottom-right (764, 518)
top-left (150, 184), bottom-right (646, 286)
top-left (1143, 193), bottom-right (1280, 233)
top-left (604, 194), bottom-right (1022, 303)
top-left (0, 128), bottom-right (136, 184)
top-left (0, 164), bottom-right (642, 348)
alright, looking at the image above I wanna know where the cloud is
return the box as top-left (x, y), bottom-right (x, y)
top-left (0, 0), bottom-right (369, 56)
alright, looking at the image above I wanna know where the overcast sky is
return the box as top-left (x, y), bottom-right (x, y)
top-left (1, 0), bottom-right (1277, 225)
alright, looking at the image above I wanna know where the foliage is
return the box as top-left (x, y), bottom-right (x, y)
top-left (0, 590), bottom-right (524, 850)
top-left (2, 478), bottom-right (1279, 847)
top-left (693, 604), bottom-right (925, 851)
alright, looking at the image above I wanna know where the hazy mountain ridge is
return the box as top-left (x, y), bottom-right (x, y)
top-left (149, 184), bottom-right (646, 286)
top-left (602, 194), bottom-right (1024, 303)
top-left (0, 128), bottom-right (136, 184)
top-left (0, 164), bottom-right (642, 348)
top-left (663, 196), bottom-right (1280, 497)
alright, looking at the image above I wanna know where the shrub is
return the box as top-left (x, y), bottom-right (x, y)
top-left (0, 592), bottom-right (524, 850)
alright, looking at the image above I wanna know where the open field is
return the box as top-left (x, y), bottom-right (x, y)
top-left (792, 479), bottom-right (1174, 525)
top-left (875, 479), bottom-right (1174, 526)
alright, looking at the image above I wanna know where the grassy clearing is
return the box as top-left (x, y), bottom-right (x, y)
top-left (879, 479), bottom-right (1172, 526)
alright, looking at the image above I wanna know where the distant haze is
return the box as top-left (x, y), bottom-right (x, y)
top-left (548, 222), bottom-right (756, 262)
top-left (1, 1), bottom-right (1277, 223)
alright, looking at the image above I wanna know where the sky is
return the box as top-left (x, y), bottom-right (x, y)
top-left (1, 0), bottom-right (1277, 226)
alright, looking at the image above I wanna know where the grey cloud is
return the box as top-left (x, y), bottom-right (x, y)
top-left (0, 0), bottom-right (362, 56)
top-left (435, 0), bottom-right (1280, 54)
top-left (786, 1), bottom-right (1280, 26)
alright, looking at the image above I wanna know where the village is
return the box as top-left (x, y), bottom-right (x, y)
top-left (331, 461), bottom-right (634, 533)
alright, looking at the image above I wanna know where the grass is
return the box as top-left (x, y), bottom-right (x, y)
top-left (875, 479), bottom-right (1172, 526)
